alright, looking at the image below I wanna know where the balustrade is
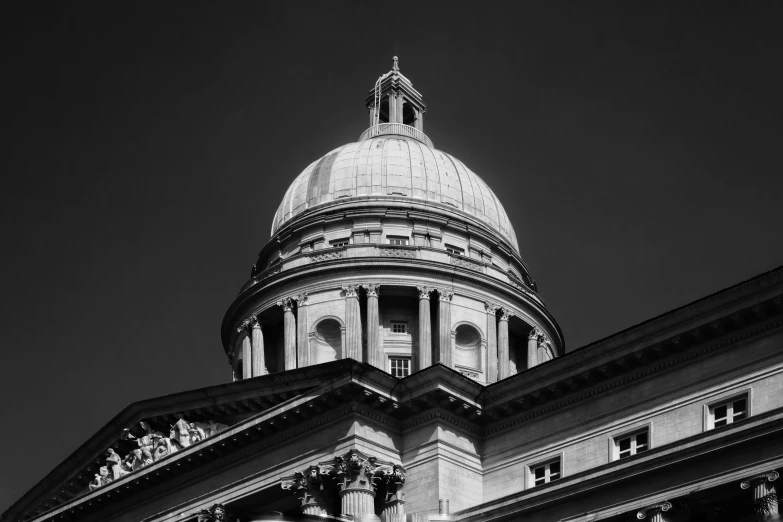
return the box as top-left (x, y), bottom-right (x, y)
top-left (359, 123), bottom-right (434, 148)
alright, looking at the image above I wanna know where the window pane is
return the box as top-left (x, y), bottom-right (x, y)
top-left (534, 467), bottom-right (545, 480)
top-left (619, 437), bottom-right (631, 452)
top-left (635, 432), bottom-right (648, 447)
top-left (549, 462), bottom-right (560, 475)
top-left (733, 399), bottom-right (747, 417)
top-left (713, 405), bottom-right (727, 420)
top-left (714, 418), bottom-right (727, 427)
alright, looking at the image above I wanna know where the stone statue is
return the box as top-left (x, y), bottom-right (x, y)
top-left (88, 471), bottom-right (104, 491)
top-left (197, 503), bottom-right (231, 521)
top-left (125, 421), bottom-right (176, 463)
top-left (171, 414), bottom-right (191, 448)
top-left (88, 466), bottom-right (112, 491)
top-left (193, 420), bottom-right (229, 438)
top-left (188, 423), bottom-right (206, 444)
top-left (106, 448), bottom-right (130, 480)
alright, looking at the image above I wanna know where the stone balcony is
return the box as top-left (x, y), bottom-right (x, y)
top-left (359, 123), bottom-right (434, 148)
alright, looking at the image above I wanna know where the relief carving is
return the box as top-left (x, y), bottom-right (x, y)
top-left (86, 416), bottom-right (230, 493)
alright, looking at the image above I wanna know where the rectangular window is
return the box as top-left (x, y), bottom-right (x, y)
top-left (389, 357), bottom-right (410, 378)
top-left (531, 459), bottom-right (561, 487)
top-left (615, 429), bottom-right (649, 459)
top-left (391, 321), bottom-right (407, 334)
top-left (331, 238), bottom-right (349, 248)
top-left (387, 236), bottom-right (409, 246)
top-left (445, 244), bottom-right (464, 255)
top-left (709, 396), bottom-right (747, 429)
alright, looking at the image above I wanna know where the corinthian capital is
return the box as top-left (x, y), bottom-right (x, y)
top-left (249, 315), bottom-right (261, 329)
top-left (277, 297), bottom-right (295, 312)
top-left (528, 326), bottom-right (543, 341)
top-left (416, 285), bottom-right (432, 299)
top-left (293, 292), bottom-right (308, 306)
top-left (236, 319), bottom-right (251, 335)
top-left (436, 288), bottom-right (454, 302)
top-left (499, 308), bottom-right (514, 321)
top-left (363, 283), bottom-right (380, 297)
top-left (485, 302), bottom-right (500, 314)
top-left (342, 285), bottom-right (360, 298)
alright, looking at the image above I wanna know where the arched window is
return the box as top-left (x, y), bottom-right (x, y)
top-left (313, 318), bottom-right (343, 364)
top-left (454, 324), bottom-right (481, 370)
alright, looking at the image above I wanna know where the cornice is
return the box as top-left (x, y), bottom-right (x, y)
top-left (262, 200), bottom-right (529, 271)
top-left (456, 408), bottom-right (783, 522)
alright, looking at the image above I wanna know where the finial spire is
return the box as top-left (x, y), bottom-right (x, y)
top-left (393, 56), bottom-right (399, 72)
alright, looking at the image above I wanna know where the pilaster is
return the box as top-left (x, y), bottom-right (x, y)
top-left (485, 303), bottom-right (499, 383)
top-left (278, 297), bottom-right (297, 370)
top-left (417, 286), bottom-right (433, 372)
top-left (436, 289), bottom-right (454, 367)
top-left (364, 283), bottom-right (382, 369)
top-left (343, 285), bottom-right (362, 362)
top-left (498, 308), bottom-right (512, 380)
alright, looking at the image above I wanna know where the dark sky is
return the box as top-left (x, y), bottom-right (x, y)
top-left (2, 0), bottom-right (782, 513)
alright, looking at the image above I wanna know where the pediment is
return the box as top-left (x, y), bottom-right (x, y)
top-left (2, 360), bottom-right (373, 522)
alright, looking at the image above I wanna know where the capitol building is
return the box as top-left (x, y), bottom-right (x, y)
top-left (3, 59), bottom-right (781, 522)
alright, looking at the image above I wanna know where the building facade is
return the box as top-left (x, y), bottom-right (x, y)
top-left (3, 59), bottom-right (781, 522)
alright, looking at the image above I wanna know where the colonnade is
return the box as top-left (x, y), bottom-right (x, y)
top-left (234, 283), bottom-right (553, 382)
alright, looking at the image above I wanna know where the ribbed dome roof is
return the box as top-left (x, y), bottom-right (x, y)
top-left (272, 136), bottom-right (519, 251)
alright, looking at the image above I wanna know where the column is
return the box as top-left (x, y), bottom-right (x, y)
top-left (343, 285), bottom-right (362, 362)
top-left (250, 315), bottom-right (266, 377)
top-left (337, 451), bottom-right (377, 518)
top-left (382, 465), bottom-right (406, 522)
top-left (498, 308), bottom-right (512, 380)
top-left (238, 320), bottom-right (252, 380)
top-left (279, 297), bottom-right (297, 370)
top-left (485, 303), bottom-right (499, 383)
top-left (636, 501), bottom-right (672, 521)
top-left (417, 286), bottom-right (433, 371)
top-left (436, 289), bottom-right (453, 367)
top-left (741, 470), bottom-right (779, 518)
top-left (295, 293), bottom-right (309, 367)
top-left (364, 284), bottom-right (382, 369)
top-left (527, 326), bottom-right (541, 370)
top-left (282, 465), bottom-right (330, 516)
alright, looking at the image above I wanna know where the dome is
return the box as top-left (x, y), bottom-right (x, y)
top-left (271, 136), bottom-right (519, 251)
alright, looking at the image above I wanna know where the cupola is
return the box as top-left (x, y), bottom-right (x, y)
top-left (365, 56), bottom-right (427, 131)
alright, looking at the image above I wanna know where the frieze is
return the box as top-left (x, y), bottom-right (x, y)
top-left (309, 250), bottom-right (345, 263)
top-left (451, 255), bottom-right (485, 272)
top-left (379, 247), bottom-right (416, 258)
